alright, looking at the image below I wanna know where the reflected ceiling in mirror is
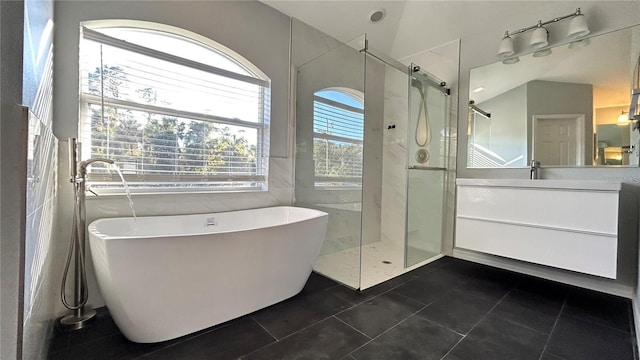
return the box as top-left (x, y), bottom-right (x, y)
top-left (467, 24), bottom-right (640, 168)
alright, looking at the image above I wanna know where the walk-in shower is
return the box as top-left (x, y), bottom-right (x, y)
top-left (293, 30), bottom-right (452, 290)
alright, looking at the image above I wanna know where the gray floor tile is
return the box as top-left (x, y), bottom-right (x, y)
top-left (540, 351), bottom-right (566, 360)
top-left (351, 315), bottom-right (461, 360)
top-left (444, 315), bottom-right (547, 360)
top-left (46, 258), bottom-right (639, 360)
top-left (490, 288), bottom-right (564, 334)
top-left (137, 317), bottom-right (275, 360)
top-left (336, 292), bottom-right (424, 337)
top-left (563, 287), bottom-right (632, 332)
top-left (251, 285), bottom-right (358, 339)
top-left (391, 267), bottom-right (465, 305)
top-left (241, 317), bottom-right (369, 360)
top-left (546, 313), bottom-right (634, 360)
top-left (417, 287), bottom-right (499, 335)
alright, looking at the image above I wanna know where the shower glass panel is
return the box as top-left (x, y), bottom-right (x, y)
top-left (359, 59), bottom-right (409, 290)
top-left (294, 38), bottom-right (365, 290)
top-left (405, 66), bottom-right (449, 267)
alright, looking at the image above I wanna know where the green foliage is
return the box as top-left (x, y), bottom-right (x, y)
top-left (87, 65), bottom-right (258, 176)
top-left (313, 138), bottom-right (362, 178)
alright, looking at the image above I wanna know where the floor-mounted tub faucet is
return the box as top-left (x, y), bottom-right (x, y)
top-left (530, 160), bottom-right (541, 180)
top-left (59, 138), bottom-right (115, 331)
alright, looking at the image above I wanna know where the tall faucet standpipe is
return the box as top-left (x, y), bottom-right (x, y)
top-left (530, 160), bottom-right (541, 180)
top-left (60, 138), bottom-right (115, 331)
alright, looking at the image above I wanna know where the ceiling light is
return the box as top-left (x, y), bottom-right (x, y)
top-left (369, 9), bottom-right (386, 23)
top-left (473, 86), bottom-right (485, 93)
top-left (497, 8), bottom-right (589, 61)
top-left (529, 22), bottom-right (549, 50)
top-left (497, 32), bottom-right (515, 58)
top-left (568, 10), bottom-right (590, 40)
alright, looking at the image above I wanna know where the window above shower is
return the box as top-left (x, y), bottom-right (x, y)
top-left (78, 21), bottom-right (271, 193)
top-left (312, 89), bottom-right (364, 188)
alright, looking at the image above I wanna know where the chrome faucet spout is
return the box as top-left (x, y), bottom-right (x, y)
top-left (530, 160), bottom-right (541, 180)
top-left (77, 158), bottom-right (114, 177)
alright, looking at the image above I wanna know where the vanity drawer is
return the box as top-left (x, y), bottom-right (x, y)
top-left (455, 180), bottom-right (620, 279)
top-left (456, 217), bottom-right (617, 278)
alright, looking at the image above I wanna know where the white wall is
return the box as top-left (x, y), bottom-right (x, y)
top-left (476, 84), bottom-right (528, 165)
top-left (52, 0), bottom-right (293, 314)
top-left (1, 2), bottom-right (27, 359)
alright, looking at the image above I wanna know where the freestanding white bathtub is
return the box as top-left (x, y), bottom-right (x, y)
top-left (88, 206), bottom-right (328, 343)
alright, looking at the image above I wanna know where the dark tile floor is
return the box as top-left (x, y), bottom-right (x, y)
top-left (48, 257), bottom-right (638, 360)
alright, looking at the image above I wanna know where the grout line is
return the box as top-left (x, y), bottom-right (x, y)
top-left (250, 316), bottom-right (280, 342)
top-left (333, 315), bottom-right (372, 340)
top-left (238, 315), bottom-right (337, 359)
top-left (389, 291), bottom-right (429, 307)
top-left (538, 297), bottom-right (567, 360)
top-left (345, 305), bottom-right (428, 358)
top-left (439, 286), bottom-right (513, 360)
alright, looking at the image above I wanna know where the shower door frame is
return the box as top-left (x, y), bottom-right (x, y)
top-left (404, 63), bottom-right (451, 268)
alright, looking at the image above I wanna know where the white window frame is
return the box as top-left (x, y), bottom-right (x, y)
top-left (78, 21), bottom-right (270, 194)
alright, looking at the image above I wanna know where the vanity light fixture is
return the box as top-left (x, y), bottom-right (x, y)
top-left (529, 21), bottom-right (549, 50)
top-left (497, 8), bottom-right (589, 61)
top-left (618, 111), bottom-right (629, 123)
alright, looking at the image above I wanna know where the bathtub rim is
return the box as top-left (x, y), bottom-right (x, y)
top-left (88, 206), bottom-right (328, 240)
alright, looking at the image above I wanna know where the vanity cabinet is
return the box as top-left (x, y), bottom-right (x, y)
top-left (455, 179), bottom-right (621, 279)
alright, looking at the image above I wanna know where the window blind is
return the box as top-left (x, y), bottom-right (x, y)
top-left (79, 26), bottom-right (270, 191)
top-left (312, 95), bottom-right (364, 187)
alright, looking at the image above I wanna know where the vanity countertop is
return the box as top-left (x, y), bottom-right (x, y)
top-left (456, 178), bottom-right (621, 191)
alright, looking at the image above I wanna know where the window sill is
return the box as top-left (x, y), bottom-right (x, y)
top-left (85, 188), bottom-right (268, 199)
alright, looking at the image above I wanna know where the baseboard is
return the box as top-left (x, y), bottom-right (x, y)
top-left (453, 248), bottom-right (634, 298)
top-left (633, 296), bottom-right (640, 359)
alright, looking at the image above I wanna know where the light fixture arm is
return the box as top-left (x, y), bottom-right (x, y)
top-left (502, 8), bottom-right (583, 38)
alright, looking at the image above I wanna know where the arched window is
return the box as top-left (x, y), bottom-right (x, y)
top-left (312, 88), bottom-right (364, 187)
top-left (79, 21), bottom-right (270, 192)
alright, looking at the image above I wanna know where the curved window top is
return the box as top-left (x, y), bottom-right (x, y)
top-left (315, 88), bottom-right (364, 109)
top-left (78, 20), bottom-right (271, 192)
top-left (82, 20), bottom-right (268, 80)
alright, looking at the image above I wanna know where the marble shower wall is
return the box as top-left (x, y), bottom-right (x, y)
top-left (380, 40), bottom-right (460, 254)
top-left (23, 0), bottom-right (57, 353)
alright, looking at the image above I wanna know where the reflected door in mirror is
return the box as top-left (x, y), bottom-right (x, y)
top-left (533, 114), bottom-right (585, 166)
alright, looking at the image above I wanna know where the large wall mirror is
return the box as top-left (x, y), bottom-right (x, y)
top-left (468, 24), bottom-right (640, 168)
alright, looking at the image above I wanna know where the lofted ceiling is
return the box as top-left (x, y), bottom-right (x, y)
top-left (259, 1), bottom-right (619, 59)
top-left (262, 1), bottom-right (640, 109)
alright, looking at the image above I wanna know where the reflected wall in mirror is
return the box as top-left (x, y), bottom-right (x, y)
top-left (468, 24), bottom-right (640, 168)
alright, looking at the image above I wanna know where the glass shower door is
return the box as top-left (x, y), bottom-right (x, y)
top-left (405, 65), bottom-right (449, 267)
top-left (294, 37), bottom-right (366, 289)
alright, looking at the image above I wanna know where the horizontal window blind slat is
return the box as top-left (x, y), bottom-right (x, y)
top-left (83, 27), bottom-right (269, 87)
top-left (83, 95), bottom-right (263, 129)
top-left (314, 96), bottom-right (363, 113)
